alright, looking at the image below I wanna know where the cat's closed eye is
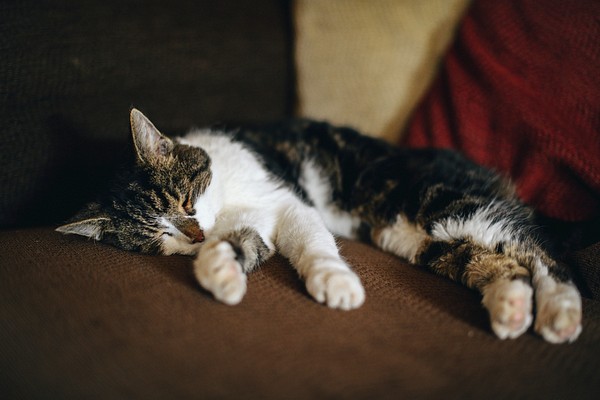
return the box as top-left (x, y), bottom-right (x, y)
top-left (182, 195), bottom-right (196, 216)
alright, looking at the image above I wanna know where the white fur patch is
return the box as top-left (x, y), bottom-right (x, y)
top-left (299, 160), bottom-right (361, 238)
top-left (193, 176), bottom-right (220, 233)
top-left (431, 204), bottom-right (514, 248)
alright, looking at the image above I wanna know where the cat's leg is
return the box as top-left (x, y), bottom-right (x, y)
top-left (428, 204), bottom-right (582, 343)
top-left (427, 200), bottom-right (582, 343)
top-left (275, 201), bottom-right (365, 310)
top-left (509, 247), bottom-right (582, 344)
top-left (193, 213), bottom-right (275, 305)
top-left (421, 239), bottom-right (534, 340)
top-left (373, 215), bottom-right (534, 339)
top-left (533, 275), bottom-right (582, 344)
top-left (194, 239), bottom-right (247, 305)
top-left (373, 200), bottom-right (582, 343)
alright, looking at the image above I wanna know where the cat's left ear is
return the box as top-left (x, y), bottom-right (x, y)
top-left (130, 108), bottom-right (174, 165)
top-left (56, 202), bottom-right (114, 240)
top-left (56, 216), bottom-right (112, 241)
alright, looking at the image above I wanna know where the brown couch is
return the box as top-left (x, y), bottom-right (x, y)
top-left (2, 1), bottom-right (599, 399)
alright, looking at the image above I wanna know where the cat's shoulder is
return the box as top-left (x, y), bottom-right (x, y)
top-left (177, 128), bottom-right (252, 161)
top-left (178, 127), bottom-right (229, 146)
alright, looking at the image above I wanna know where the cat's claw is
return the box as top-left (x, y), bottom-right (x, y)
top-left (534, 278), bottom-right (582, 344)
top-left (306, 267), bottom-right (365, 310)
top-left (482, 279), bottom-right (533, 340)
top-left (194, 241), bottom-right (247, 305)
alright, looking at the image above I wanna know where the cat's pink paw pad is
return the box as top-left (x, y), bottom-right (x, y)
top-left (534, 280), bottom-right (582, 344)
top-left (306, 267), bottom-right (365, 310)
top-left (482, 279), bottom-right (533, 339)
top-left (194, 241), bottom-right (247, 305)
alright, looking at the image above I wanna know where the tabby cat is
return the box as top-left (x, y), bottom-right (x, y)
top-left (57, 109), bottom-right (583, 343)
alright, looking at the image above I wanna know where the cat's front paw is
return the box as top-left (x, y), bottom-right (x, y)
top-left (534, 278), bottom-right (582, 344)
top-left (194, 240), bottom-right (247, 305)
top-left (306, 266), bottom-right (365, 310)
top-left (482, 279), bottom-right (533, 340)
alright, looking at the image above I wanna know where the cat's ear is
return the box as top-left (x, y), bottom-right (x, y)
top-left (56, 216), bottom-right (112, 240)
top-left (56, 201), bottom-right (114, 240)
top-left (130, 108), bottom-right (174, 165)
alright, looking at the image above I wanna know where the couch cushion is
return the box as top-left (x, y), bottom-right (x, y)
top-left (0, 0), bottom-right (291, 228)
top-left (1, 228), bottom-right (599, 398)
top-left (294, 0), bottom-right (470, 141)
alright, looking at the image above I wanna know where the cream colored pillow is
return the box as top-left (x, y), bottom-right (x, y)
top-left (294, 0), bottom-right (471, 141)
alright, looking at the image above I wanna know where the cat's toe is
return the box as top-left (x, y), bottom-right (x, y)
top-left (482, 279), bottom-right (533, 340)
top-left (306, 267), bottom-right (365, 310)
top-left (534, 279), bottom-right (582, 344)
top-left (194, 241), bottom-right (247, 305)
top-left (211, 267), bottom-right (247, 305)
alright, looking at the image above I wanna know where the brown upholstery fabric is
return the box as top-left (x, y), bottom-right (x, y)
top-left (1, 228), bottom-right (599, 399)
top-left (0, 0), bottom-right (291, 228)
top-left (569, 241), bottom-right (600, 300)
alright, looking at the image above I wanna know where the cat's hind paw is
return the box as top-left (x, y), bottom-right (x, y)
top-left (534, 278), bottom-right (582, 344)
top-left (194, 240), bottom-right (247, 305)
top-left (306, 266), bottom-right (365, 310)
top-left (482, 279), bottom-right (533, 340)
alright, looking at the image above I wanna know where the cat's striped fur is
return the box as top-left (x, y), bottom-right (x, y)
top-left (57, 109), bottom-right (582, 343)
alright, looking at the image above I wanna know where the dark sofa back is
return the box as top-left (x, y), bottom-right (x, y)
top-left (0, 0), bottom-right (292, 228)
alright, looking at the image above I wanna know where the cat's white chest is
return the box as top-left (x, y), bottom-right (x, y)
top-left (179, 130), bottom-right (360, 240)
top-left (179, 130), bottom-right (285, 232)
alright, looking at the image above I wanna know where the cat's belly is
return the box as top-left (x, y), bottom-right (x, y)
top-left (299, 160), bottom-right (360, 239)
top-left (318, 206), bottom-right (361, 239)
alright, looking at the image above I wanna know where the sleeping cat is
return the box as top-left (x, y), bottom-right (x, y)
top-left (57, 109), bottom-right (582, 344)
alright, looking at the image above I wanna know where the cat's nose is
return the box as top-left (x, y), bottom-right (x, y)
top-left (190, 229), bottom-right (204, 243)
top-left (185, 224), bottom-right (204, 243)
top-left (176, 218), bottom-right (205, 243)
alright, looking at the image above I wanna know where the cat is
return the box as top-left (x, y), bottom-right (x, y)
top-left (57, 108), bottom-right (583, 344)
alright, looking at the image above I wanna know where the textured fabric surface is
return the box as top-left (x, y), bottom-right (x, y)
top-left (569, 241), bottom-right (600, 300)
top-left (1, 228), bottom-right (599, 399)
top-left (294, 0), bottom-right (470, 141)
top-left (402, 0), bottom-right (600, 222)
top-left (0, 0), bottom-right (291, 228)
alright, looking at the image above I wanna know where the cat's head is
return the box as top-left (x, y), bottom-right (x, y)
top-left (56, 109), bottom-right (212, 255)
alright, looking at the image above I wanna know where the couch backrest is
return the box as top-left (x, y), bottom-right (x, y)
top-left (0, 0), bottom-right (292, 228)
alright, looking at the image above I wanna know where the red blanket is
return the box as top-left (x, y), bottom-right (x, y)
top-left (403, 0), bottom-right (600, 221)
